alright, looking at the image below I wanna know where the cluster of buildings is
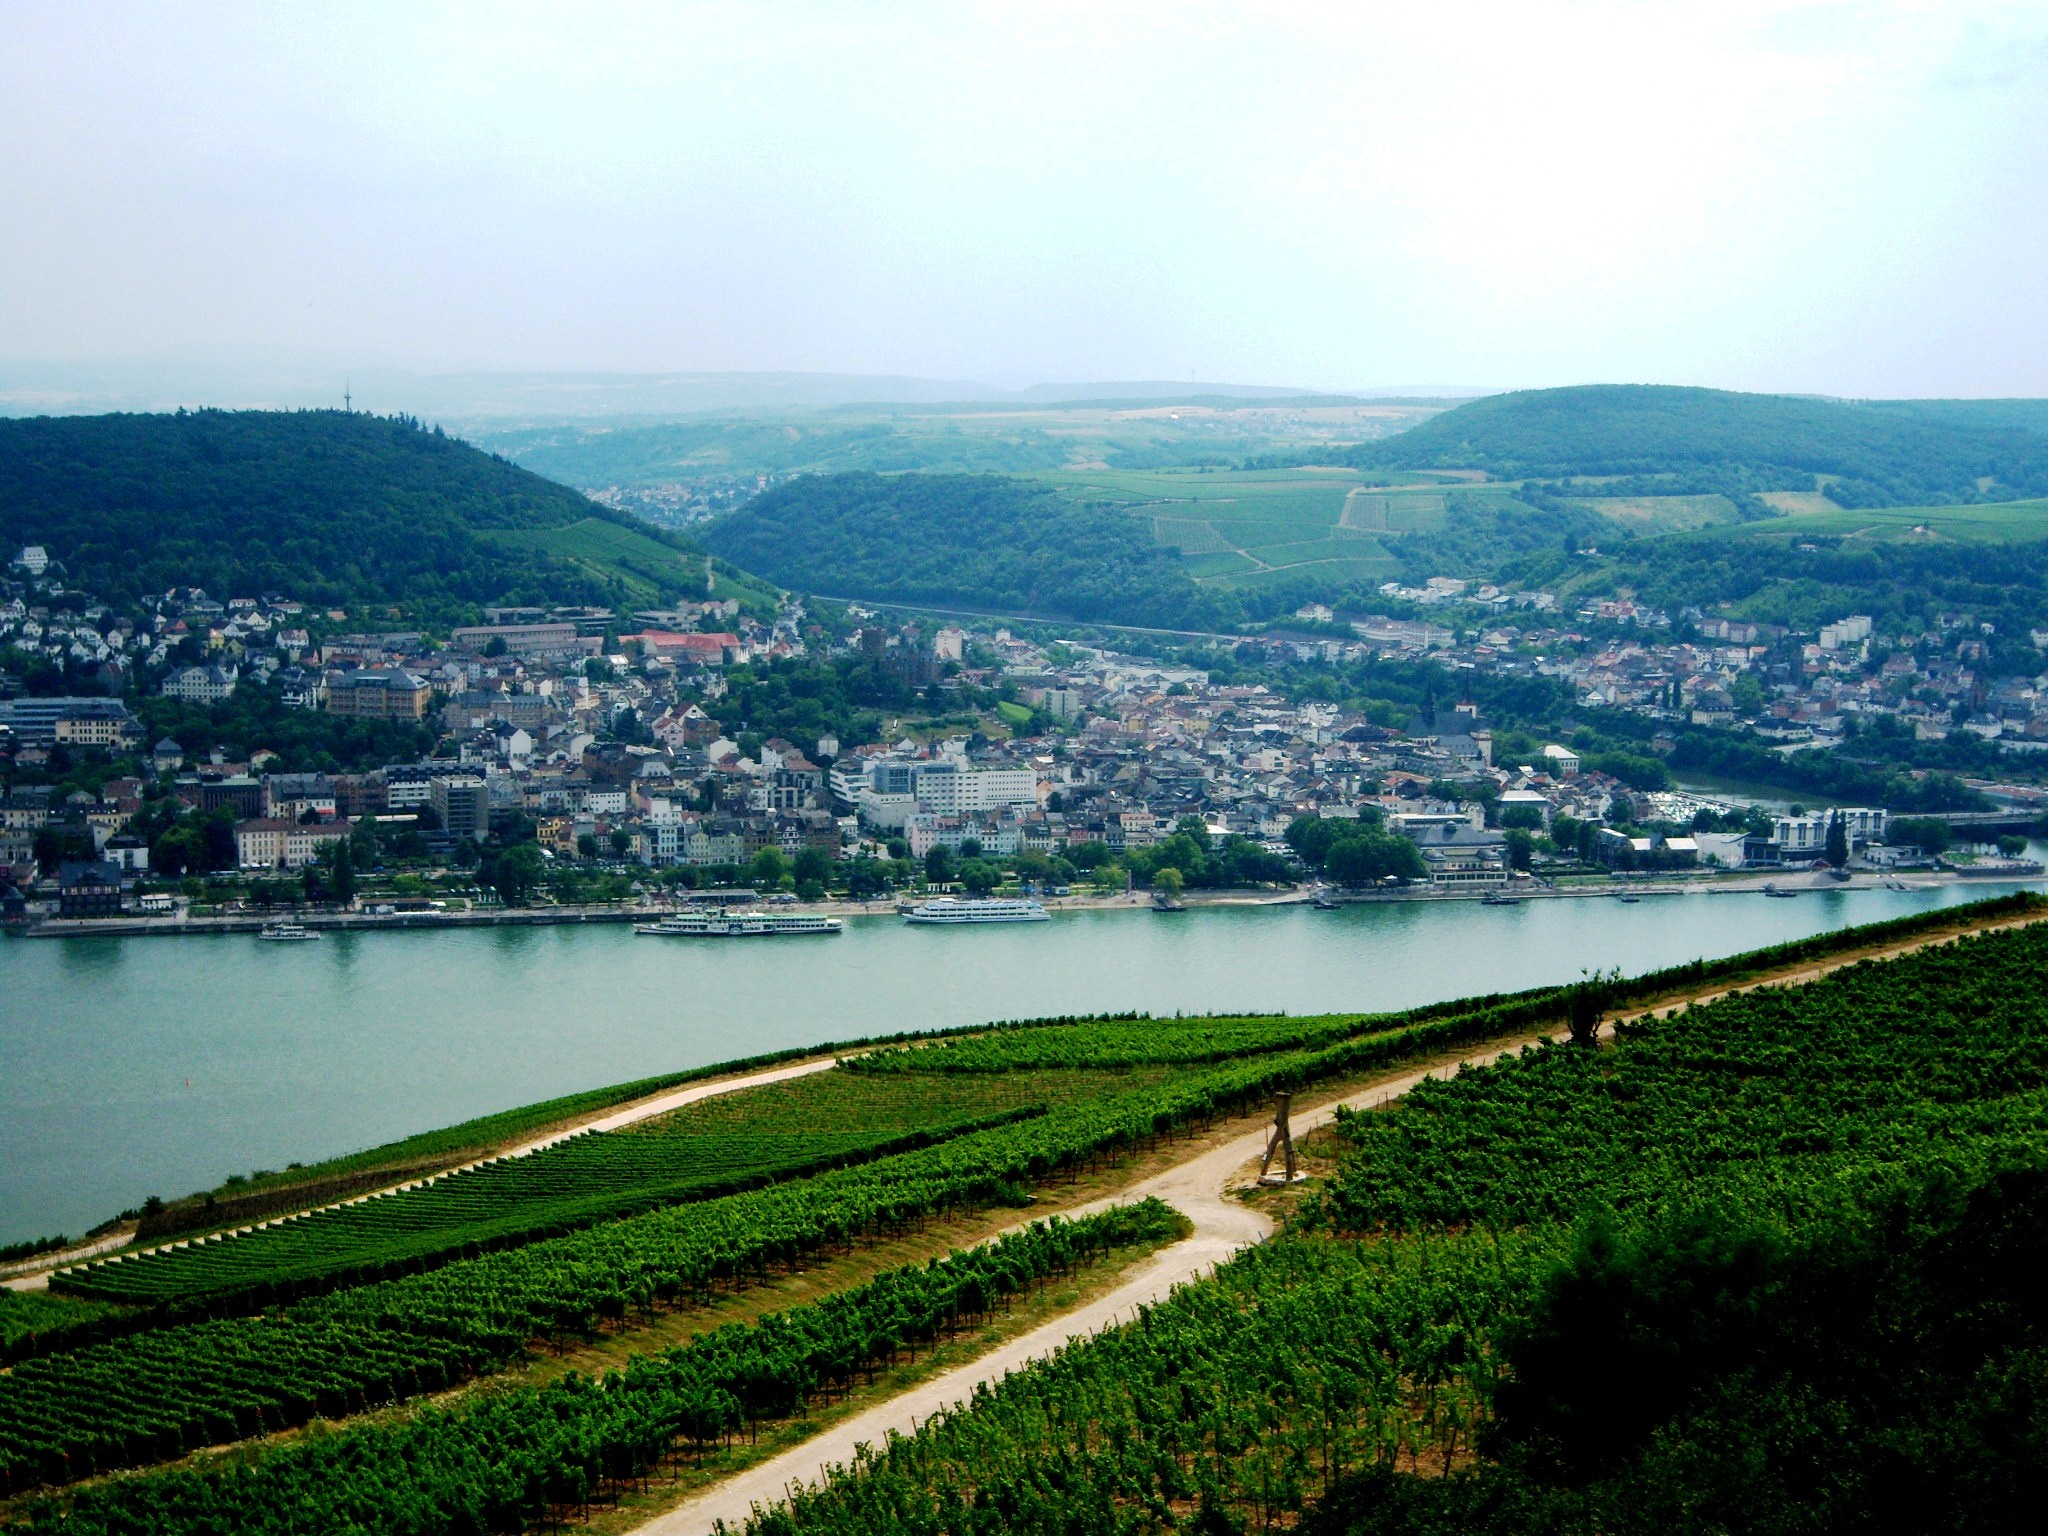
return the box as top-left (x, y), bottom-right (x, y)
top-left (0, 536), bottom-right (2030, 916)
top-left (1249, 578), bottom-right (2048, 751)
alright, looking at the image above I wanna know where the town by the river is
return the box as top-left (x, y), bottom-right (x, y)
top-left (1, 878), bottom-right (2033, 1246)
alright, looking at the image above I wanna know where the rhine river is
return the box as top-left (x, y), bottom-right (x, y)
top-left (0, 881), bottom-right (2033, 1244)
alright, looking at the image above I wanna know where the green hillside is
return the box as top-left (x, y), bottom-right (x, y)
top-left (702, 471), bottom-right (1247, 630)
top-left (1336, 384), bottom-right (2048, 507)
top-left (0, 410), bottom-right (752, 617)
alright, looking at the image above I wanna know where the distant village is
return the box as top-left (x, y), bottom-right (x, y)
top-left (3, 538), bottom-right (2040, 922)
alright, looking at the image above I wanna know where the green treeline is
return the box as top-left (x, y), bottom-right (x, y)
top-left (0, 410), bottom-right (712, 615)
top-left (702, 471), bottom-right (1245, 631)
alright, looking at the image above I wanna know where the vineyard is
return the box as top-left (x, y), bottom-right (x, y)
top-left (55, 1068), bottom-right (1123, 1311)
top-left (11, 1204), bottom-right (1188, 1535)
top-left (713, 913), bottom-right (2048, 1536)
top-left (842, 1012), bottom-right (1403, 1072)
top-left (0, 1294), bottom-right (118, 1355)
top-left (1313, 920), bottom-right (2048, 1234)
top-left (7, 896), bottom-right (2043, 1528)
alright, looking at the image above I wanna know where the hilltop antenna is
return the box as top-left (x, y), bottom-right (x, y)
top-left (344, 381), bottom-right (352, 413)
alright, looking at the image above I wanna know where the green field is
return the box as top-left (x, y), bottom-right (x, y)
top-left (1718, 495), bottom-right (2048, 545)
top-left (1041, 466), bottom-right (1480, 592)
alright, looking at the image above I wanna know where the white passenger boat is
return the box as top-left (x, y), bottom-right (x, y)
top-left (256, 920), bottom-right (319, 942)
top-left (633, 910), bottom-right (842, 937)
top-left (901, 897), bottom-right (1051, 925)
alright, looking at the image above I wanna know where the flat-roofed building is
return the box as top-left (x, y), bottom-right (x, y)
top-left (0, 696), bottom-right (142, 748)
top-left (430, 775), bottom-right (492, 841)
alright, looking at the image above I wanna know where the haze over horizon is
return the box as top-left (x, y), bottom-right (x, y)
top-left (5, 2), bottom-right (2048, 409)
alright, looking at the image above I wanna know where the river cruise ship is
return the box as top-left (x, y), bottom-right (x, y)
top-left (256, 920), bottom-right (318, 942)
top-left (901, 897), bottom-right (1051, 925)
top-left (634, 910), bottom-right (842, 937)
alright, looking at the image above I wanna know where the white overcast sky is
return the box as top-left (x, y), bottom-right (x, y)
top-left (4, 1), bottom-right (2047, 397)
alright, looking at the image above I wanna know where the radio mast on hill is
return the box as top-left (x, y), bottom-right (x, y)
top-left (344, 382), bottom-right (352, 413)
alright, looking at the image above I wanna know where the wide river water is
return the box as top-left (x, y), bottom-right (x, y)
top-left (0, 879), bottom-right (2034, 1244)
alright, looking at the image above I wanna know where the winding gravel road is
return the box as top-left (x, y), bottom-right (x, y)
top-left (633, 1038), bottom-right (1533, 1536)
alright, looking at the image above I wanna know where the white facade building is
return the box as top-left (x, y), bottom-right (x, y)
top-left (1818, 615), bottom-right (1874, 651)
top-left (161, 664), bottom-right (239, 703)
top-left (234, 817), bottom-right (352, 870)
top-left (1773, 807), bottom-right (1887, 856)
top-left (904, 760), bottom-right (1038, 814)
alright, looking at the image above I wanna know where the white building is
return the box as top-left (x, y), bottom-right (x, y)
top-left (1773, 807), bottom-right (1887, 856)
top-left (847, 755), bottom-right (1038, 827)
top-left (1541, 743), bottom-right (1580, 775)
top-left (1818, 616), bottom-right (1874, 651)
top-left (234, 817), bottom-right (352, 870)
top-left (904, 812), bottom-right (1024, 858)
top-left (161, 664), bottom-right (239, 703)
top-left (903, 759), bottom-right (1038, 814)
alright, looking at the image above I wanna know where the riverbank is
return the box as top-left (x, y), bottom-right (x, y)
top-left (14, 864), bottom-right (2039, 938)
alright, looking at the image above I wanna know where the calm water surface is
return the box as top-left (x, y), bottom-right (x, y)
top-left (0, 881), bottom-right (2029, 1243)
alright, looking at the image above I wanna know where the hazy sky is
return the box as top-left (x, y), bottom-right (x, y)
top-left (5, 2), bottom-right (2048, 397)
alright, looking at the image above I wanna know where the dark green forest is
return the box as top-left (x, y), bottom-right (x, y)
top-left (0, 410), bottom-right (715, 616)
top-left (703, 471), bottom-right (1246, 630)
top-left (1330, 385), bottom-right (2048, 507)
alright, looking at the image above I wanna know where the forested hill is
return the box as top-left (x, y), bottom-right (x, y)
top-left (1331, 384), bottom-right (2048, 507)
top-left (0, 410), bottom-right (735, 615)
top-left (703, 471), bottom-right (1246, 630)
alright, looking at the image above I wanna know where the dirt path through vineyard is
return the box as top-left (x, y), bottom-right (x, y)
top-left (631, 904), bottom-right (2046, 1536)
top-left (633, 1038), bottom-right (1534, 1536)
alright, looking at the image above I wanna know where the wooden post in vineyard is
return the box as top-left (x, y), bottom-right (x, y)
top-left (1257, 1092), bottom-right (1301, 1185)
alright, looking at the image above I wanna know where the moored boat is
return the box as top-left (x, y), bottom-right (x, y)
top-left (256, 920), bottom-right (318, 942)
top-left (634, 910), bottom-right (842, 937)
top-left (902, 897), bottom-right (1051, 925)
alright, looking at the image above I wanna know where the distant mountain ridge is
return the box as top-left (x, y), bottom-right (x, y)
top-left (1331, 385), bottom-right (2048, 507)
top-left (0, 410), bottom-right (747, 618)
top-left (0, 355), bottom-right (1402, 421)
